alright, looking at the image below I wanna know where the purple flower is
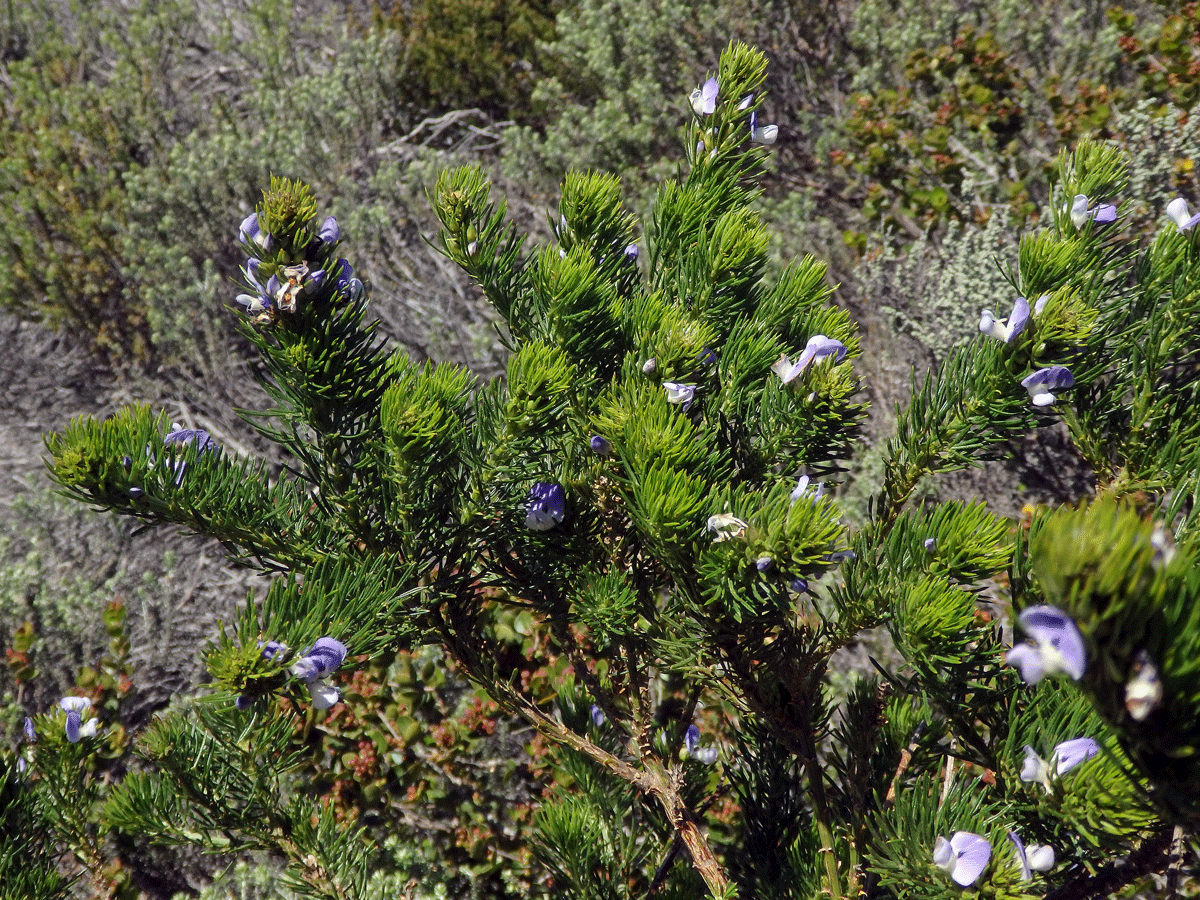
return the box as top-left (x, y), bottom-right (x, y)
top-left (1053, 736), bottom-right (1100, 775)
top-left (755, 556), bottom-right (774, 572)
top-left (772, 336), bottom-right (847, 384)
top-left (1069, 194), bottom-right (1117, 229)
top-left (1021, 366), bottom-right (1074, 406)
top-left (526, 482), bottom-right (566, 531)
top-left (749, 111), bottom-right (778, 145)
top-left (1008, 832), bottom-right (1055, 880)
top-left (685, 724), bottom-right (719, 764)
top-left (236, 289), bottom-right (274, 321)
top-left (790, 474), bottom-right (825, 503)
top-left (1166, 197), bottom-right (1200, 232)
top-left (590, 435), bottom-right (612, 456)
top-left (662, 382), bottom-right (696, 411)
top-left (239, 213), bottom-right (272, 251)
top-left (258, 640), bottom-right (285, 661)
top-left (1034, 294), bottom-right (1050, 315)
top-left (979, 296), bottom-right (1030, 344)
top-left (624, 243), bottom-right (639, 261)
top-left (690, 77), bottom-right (719, 116)
top-left (164, 428), bottom-right (216, 453)
top-left (1007, 605), bottom-right (1086, 684)
top-left (318, 216), bottom-right (340, 244)
top-left (590, 704), bottom-right (606, 727)
top-left (1020, 737), bottom-right (1098, 791)
top-left (924, 537), bottom-right (937, 553)
top-left (790, 577), bottom-right (808, 593)
top-left (642, 357), bottom-right (657, 375)
top-left (59, 697), bottom-right (98, 743)
top-left (23, 717), bottom-right (36, 743)
top-left (291, 637), bottom-right (348, 682)
top-left (163, 427), bottom-right (217, 483)
top-left (290, 637), bottom-right (348, 710)
top-left (933, 832), bottom-right (991, 886)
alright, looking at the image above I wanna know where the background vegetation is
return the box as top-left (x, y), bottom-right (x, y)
top-left (1, 0), bottom-right (1198, 896)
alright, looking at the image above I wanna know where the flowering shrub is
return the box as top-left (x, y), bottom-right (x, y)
top-left (12, 41), bottom-right (1200, 900)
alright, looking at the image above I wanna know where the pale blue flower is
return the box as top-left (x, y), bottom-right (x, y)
top-left (1021, 366), bottom-right (1074, 406)
top-left (749, 111), bottom-right (778, 145)
top-left (790, 475), bottom-right (825, 502)
top-left (1007, 606), bottom-right (1086, 684)
top-left (590, 704), bottom-right (606, 727)
top-left (1020, 737), bottom-right (1098, 791)
top-left (924, 538), bottom-right (937, 552)
top-left (59, 697), bottom-right (99, 743)
top-left (23, 717), bottom-right (35, 743)
top-left (662, 382), bottom-right (696, 410)
top-left (1008, 832), bottom-right (1055, 880)
top-left (979, 296), bottom-right (1030, 343)
top-left (526, 482), bottom-right (566, 531)
top-left (933, 832), bottom-right (991, 886)
top-left (290, 637), bottom-right (348, 709)
top-left (239, 213), bottom-right (272, 251)
top-left (318, 215), bottom-right (340, 244)
top-left (690, 77), bottom-right (718, 115)
top-left (1166, 197), bottom-right (1200, 232)
top-left (772, 336), bottom-right (847, 384)
top-left (685, 724), bottom-right (718, 764)
top-left (1070, 194), bottom-right (1117, 229)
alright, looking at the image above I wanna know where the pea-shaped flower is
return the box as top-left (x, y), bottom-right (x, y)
top-left (706, 512), bottom-right (748, 542)
top-left (290, 637), bottom-right (348, 710)
top-left (59, 697), bottom-right (99, 743)
top-left (690, 77), bottom-right (718, 116)
top-left (933, 832), bottom-right (991, 887)
top-left (662, 382), bottom-right (696, 410)
top-left (772, 335), bottom-right (847, 384)
top-left (1166, 197), bottom-right (1200, 232)
top-left (1021, 366), bottom-right (1074, 406)
top-left (749, 111), bottom-right (778, 145)
top-left (685, 724), bottom-right (719, 764)
top-left (1008, 832), bottom-right (1055, 880)
top-left (1007, 606), bottom-right (1086, 684)
top-left (979, 296), bottom-right (1030, 344)
top-left (1020, 736), bottom-right (1099, 791)
top-left (590, 435), bottom-right (612, 456)
top-left (526, 482), bottom-right (566, 531)
top-left (1069, 194), bottom-right (1117, 229)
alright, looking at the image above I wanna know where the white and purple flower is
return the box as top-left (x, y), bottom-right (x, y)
top-left (1008, 831), bottom-right (1055, 880)
top-left (690, 78), bottom-right (719, 116)
top-left (749, 111), bottom-right (778, 145)
top-left (526, 482), bottom-right (566, 531)
top-left (1021, 366), bottom-right (1075, 407)
top-left (933, 832), bottom-right (991, 887)
top-left (662, 382), bottom-right (697, 410)
top-left (1020, 736), bottom-right (1100, 790)
top-left (1069, 194), bottom-right (1117, 230)
top-left (685, 724), bottom-right (719, 764)
top-left (1166, 197), bottom-right (1200, 232)
top-left (979, 296), bottom-right (1030, 344)
top-left (59, 697), bottom-right (99, 743)
top-left (290, 637), bottom-right (348, 709)
top-left (1007, 605), bottom-right (1086, 684)
top-left (771, 335), bottom-right (847, 384)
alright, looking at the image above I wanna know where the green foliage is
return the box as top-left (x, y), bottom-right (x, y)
top-left (21, 34), bottom-right (1200, 900)
top-left (374, 0), bottom-right (561, 118)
